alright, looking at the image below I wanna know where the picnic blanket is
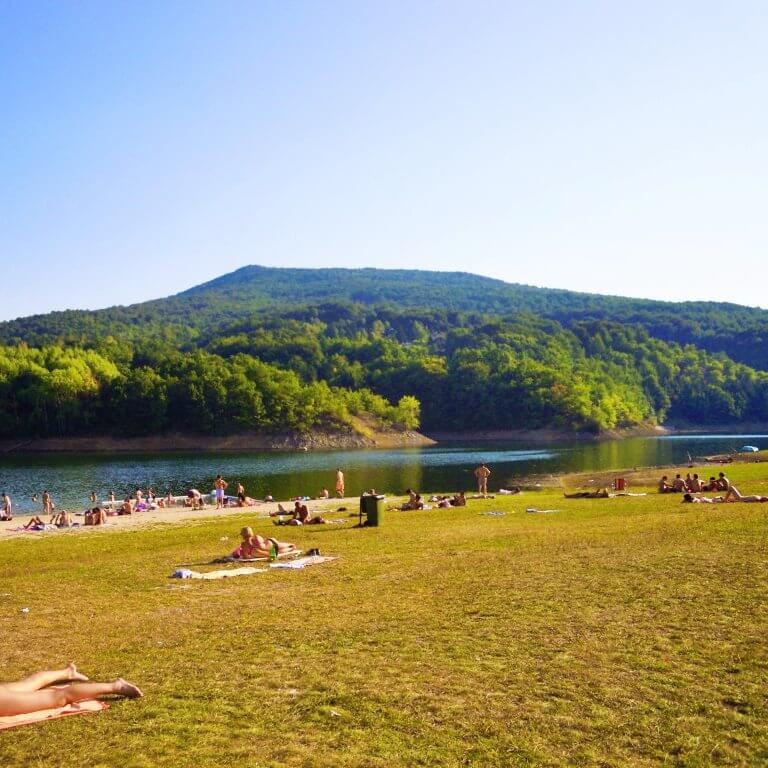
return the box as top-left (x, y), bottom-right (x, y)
top-left (269, 555), bottom-right (337, 570)
top-left (526, 507), bottom-right (560, 514)
top-left (171, 567), bottom-right (263, 580)
top-left (0, 699), bottom-right (107, 731)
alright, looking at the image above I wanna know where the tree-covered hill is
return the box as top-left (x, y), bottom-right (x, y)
top-left (2, 266), bottom-right (768, 370)
top-left (1, 266), bottom-right (767, 439)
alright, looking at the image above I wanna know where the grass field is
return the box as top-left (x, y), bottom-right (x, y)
top-left (1, 463), bottom-right (767, 767)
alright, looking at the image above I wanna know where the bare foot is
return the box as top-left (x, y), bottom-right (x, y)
top-left (115, 678), bottom-right (143, 698)
top-left (67, 663), bottom-right (89, 682)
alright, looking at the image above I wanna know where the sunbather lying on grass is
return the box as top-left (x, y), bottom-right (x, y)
top-left (564, 488), bottom-right (612, 499)
top-left (0, 663), bottom-right (142, 717)
top-left (683, 492), bottom-right (768, 504)
top-left (231, 527), bottom-right (297, 559)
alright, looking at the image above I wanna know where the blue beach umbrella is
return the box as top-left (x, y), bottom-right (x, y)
top-left (739, 445), bottom-right (759, 452)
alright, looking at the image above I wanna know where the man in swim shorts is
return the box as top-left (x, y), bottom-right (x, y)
top-left (214, 475), bottom-right (228, 509)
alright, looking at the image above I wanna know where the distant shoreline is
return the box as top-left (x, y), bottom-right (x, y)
top-left (0, 429), bottom-right (435, 454)
top-left (2, 422), bottom-right (767, 454)
top-left (425, 424), bottom-right (671, 444)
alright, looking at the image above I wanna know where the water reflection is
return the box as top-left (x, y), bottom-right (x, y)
top-left (0, 435), bottom-right (763, 513)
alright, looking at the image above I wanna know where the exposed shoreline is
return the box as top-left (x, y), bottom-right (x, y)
top-left (0, 429), bottom-right (435, 454)
top-left (2, 422), bottom-right (767, 454)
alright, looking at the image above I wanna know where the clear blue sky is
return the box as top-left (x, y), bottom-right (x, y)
top-left (2, 1), bottom-right (766, 322)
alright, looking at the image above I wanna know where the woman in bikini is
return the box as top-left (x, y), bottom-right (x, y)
top-left (0, 663), bottom-right (142, 717)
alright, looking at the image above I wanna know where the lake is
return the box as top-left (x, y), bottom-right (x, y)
top-left (0, 434), bottom-right (764, 514)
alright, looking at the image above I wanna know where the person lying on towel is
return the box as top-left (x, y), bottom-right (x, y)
top-left (0, 663), bottom-right (142, 718)
top-left (231, 527), bottom-right (297, 559)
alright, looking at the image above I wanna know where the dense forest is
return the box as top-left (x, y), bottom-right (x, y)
top-left (1, 266), bottom-right (767, 439)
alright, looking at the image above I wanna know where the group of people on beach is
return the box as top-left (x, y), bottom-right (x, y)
top-left (660, 471), bottom-right (768, 503)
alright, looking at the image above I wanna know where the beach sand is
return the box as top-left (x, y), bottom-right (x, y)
top-left (0, 497), bottom-right (362, 541)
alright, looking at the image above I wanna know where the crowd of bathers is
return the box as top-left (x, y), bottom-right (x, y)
top-left (0, 471), bottom-right (351, 529)
top-left (659, 471), bottom-right (768, 503)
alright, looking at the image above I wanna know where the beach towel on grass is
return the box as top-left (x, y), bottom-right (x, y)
top-left (526, 508), bottom-right (560, 514)
top-left (269, 555), bottom-right (338, 570)
top-left (0, 699), bottom-right (107, 731)
top-left (224, 550), bottom-right (303, 563)
top-left (172, 567), bottom-right (264, 580)
top-left (480, 511), bottom-right (506, 517)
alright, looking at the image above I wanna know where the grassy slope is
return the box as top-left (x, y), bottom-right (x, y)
top-left (1, 464), bottom-right (767, 767)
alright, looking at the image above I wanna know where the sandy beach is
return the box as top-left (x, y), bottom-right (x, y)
top-left (0, 496), bottom-right (363, 542)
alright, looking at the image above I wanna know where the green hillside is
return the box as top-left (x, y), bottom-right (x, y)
top-left (0, 266), bottom-right (767, 439)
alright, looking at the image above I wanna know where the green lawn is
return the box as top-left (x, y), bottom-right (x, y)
top-left (1, 463), bottom-right (767, 767)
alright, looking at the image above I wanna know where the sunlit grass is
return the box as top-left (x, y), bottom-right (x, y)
top-left (1, 463), bottom-right (767, 766)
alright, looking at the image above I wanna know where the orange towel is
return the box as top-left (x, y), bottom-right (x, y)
top-left (0, 699), bottom-right (107, 730)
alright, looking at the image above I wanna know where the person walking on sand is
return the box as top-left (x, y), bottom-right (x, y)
top-left (474, 463), bottom-right (491, 497)
top-left (214, 474), bottom-right (229, 509)
top-left (42, 490), bottom-right (52, 516)
top-left (335, 468), bottom-right (345, 498)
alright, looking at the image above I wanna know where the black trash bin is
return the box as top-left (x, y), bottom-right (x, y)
top-left (359, 494), bottom-right (385, 527)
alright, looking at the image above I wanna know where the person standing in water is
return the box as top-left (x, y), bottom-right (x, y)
top-left (335, 468), bottom-right (345, 498)
top-left (474, 463), bottom-right (491, 497)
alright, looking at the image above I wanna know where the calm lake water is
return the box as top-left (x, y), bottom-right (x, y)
top-left (0, 434), bottom-right (764, 514)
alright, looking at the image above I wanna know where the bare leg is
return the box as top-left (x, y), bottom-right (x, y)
top-left (0, 663), bottom-right (88, 693)
top-left (0, 678), bottom-right (142, 717)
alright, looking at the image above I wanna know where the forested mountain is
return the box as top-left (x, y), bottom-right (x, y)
top-left (1, 266), bottom-right (767, 439)
top-left (3, 266), bottom-right (768, 369)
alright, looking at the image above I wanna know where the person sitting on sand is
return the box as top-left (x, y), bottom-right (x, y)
top-left (318, 487), bottom-right (330, 499)
top-left (85, 507), bottom-right (108, 526)
top-left (288, 502), bottom-right (327, 525)
top-left (0, 663), bottom-right (142, 718)
top-left (264, 493), bottom-right (274, 503)
top-left (52, 511), bottom-right (74, 528)
top-left (451, 491), bottom-right (467, 506)
top-left (564, 488), bottom-right (612, 499)
top-left (185, 489), bottom-right (204, 510)
top-left (231, 527), bottom-right (297, 559)
top-left (120, 497), bottom-right (133, 515)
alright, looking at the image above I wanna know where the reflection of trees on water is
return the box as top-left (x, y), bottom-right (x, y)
top-left (1, 437), bottom-right (763, 512)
